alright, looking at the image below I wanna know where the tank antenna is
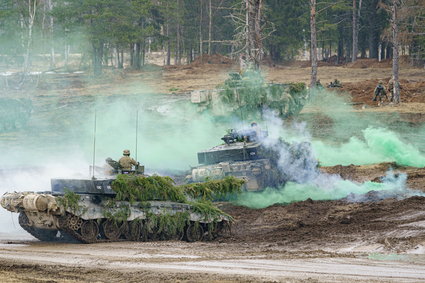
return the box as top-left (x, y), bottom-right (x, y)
top-left (91, 111), bottom-right (97, 179)
top-left (135, 110), bottom-right (139, 161)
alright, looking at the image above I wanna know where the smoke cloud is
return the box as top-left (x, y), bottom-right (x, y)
top-left (314, 127), bottom-right (425, 167)
top-left (234, 90), bottom-right (425, 209)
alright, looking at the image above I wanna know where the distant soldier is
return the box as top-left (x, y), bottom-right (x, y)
top-left (119, 149), bottom-right (139, 171)
top-left (387, 78), bottom-right (402, 102)
top-left (372, 81), bottom-right (388, 103)
top-left (328, 79), bottom-right (342, 88)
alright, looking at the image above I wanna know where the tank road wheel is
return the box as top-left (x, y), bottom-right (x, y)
top-left (125, 220), bottom-right (142, 241)
top-left (68, 215), bottom-right (83, 231)
top-left (216, 221), bottom-right (232, 238)
top-left (204, 222), bottom-right (218, 241)
top-left (169, 228), bottom-right (185, 241)
top-left (145, 218), bottom-right (159, 241)
top-left (159, 226), bottom-right (185, 241)
top-left (80, 220), bottom-right (99, 243)
top-left (186, 222), bottom-right (204, 242)
top-left (103, 220), bottom-right (122, 241)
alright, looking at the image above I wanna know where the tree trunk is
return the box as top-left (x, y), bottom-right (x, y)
top-left (199, 0), bottom-right (203, 58)
top-left (47, 0), bottom-right (55, 68)
top-left (392, 0), bottom-right (400, 103)
top-left (117, 47), bottom-right (123, 69)
top-left (337, 23), bottom-right (344, 63)
top-left (166, 21), bottom-right (171, 65)
top-left (386, 43), bottom-right (392, 59)
top-left (346, 35), bottom-right (351, 62)
top-left (310, 0), bottom-right (318, 88)
top-left (176, 24), bottom-right (181, 65)
top-left (245, 0), bottom-right (263, 70)
top-left (92, 42), bottom-right (103, 76)
top-left (208, 0), bottom-right (212, 55)
top-left (23, 0), bottom-right (38, 74)
top-left (141, 40), bottom-right (146, 66)
top-left (134, 42), bottom-right (141, 69)
top-left (352, 0), bottom-right (359, 62)
top-left (130, 43), bottom-right (134, 67)
top-left (176, 0), bottom-right (182, 65)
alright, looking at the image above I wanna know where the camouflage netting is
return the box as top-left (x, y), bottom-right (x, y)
top-left (112, 175), bottom-right (244, 203)
top-left (218, 71), bottom-right (308, 118)
top-left (112, 175), bottom-right (187, 203)
top-left (108, 175), bottom-right (244, 222)
top-left (180, 176), bottom-right (245, 201)
top-left (57, 190), bottom-right (85, 214)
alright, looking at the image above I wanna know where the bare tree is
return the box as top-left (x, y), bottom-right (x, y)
top-left (310, 0), bottom-right (318, 88)
top-left (391, 0), bottom-right (401, 103)
top-left (208, 0), bottom-right (212, 55)
top-left (352, 0), bottom-right (363, 62)
top-left (246, 0), bottom-right (263, 69)
top-left (199, 0), bottom-right (203, 57)
top-left (17, 0), bottom-right (38, 74)
top-left (47, 0), bottom-right (55, 68)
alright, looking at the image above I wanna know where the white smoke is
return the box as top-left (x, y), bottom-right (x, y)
top-left (0, 159), bottom-right (90, 238)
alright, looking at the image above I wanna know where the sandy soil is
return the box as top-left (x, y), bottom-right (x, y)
top-left (1, 238), bottom-right (425, 282)
top-left (1, 58), bottom-right (425, 282)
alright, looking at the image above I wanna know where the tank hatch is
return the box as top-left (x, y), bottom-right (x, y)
top-left (51, 179), bottom-right (116, 196)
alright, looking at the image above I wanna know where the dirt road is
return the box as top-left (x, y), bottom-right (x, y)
top-left (1, 239), bottom-right (425, 282)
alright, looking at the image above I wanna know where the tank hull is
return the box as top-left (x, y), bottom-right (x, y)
top-left (1, 190), bottom-right (230, 243)
top-left (191, 159), bottom-right (284, 191)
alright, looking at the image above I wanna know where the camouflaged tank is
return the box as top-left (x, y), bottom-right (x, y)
top-left (189, 128), bottom-right (317, 192)
top-left (0, 176), bottom-right (231, 243)
top-left (191, 71), bottom-right (308, 118)
top-left (189, 130), bottom-right (285, 192)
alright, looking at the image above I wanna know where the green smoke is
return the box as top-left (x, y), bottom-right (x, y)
top-left (0, 93), bottom-right (231, 172)
top-left (235, 172), bottom-right (414, 209)
top-left (313, 127), bottom-right (425, 167)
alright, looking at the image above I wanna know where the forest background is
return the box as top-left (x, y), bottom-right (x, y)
top-left (0, 0), bottom-right (424, 78)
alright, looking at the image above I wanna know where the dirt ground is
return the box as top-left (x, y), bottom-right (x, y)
top-left (1, 58), bottom-right (425, 282)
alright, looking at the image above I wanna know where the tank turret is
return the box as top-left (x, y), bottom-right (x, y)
top-left (189, 129), bottom-right (316, 191)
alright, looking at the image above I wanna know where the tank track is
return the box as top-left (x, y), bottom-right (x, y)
top-left (18, 212), bottom-right (75, 242)
top-left (56, 212), bottom-right (230, 244)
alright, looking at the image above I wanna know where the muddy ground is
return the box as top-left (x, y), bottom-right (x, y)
top-left (1, 58), bottom-right (425, 282)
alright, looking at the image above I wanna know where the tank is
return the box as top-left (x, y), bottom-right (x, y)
top-left (191, 71), bottom-right (309, 119)
top-left (0, 176), bottom-right (231, 243)
top-left (188, 129), bottom-right (313, 192)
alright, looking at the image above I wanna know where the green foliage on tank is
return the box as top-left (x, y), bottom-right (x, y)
top-left (56, 190), bottom-right (85, 214)
top-left (112, 175), bottom-right (187, 203)
top-left (191, 71), bottom-right (309, 119)
top-left (112, 175), bottom-right (244, 203)
top-left (189, 200), bottom-right (232, 222)
top-left (108, 174), bottom-right (243, 223)
top-left (180, 176), bottom-right (245, 201)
